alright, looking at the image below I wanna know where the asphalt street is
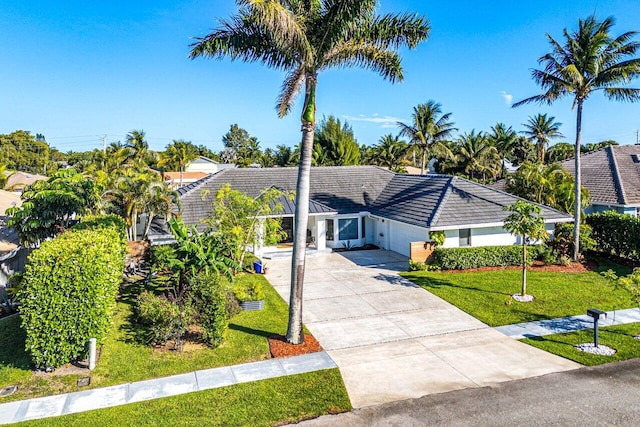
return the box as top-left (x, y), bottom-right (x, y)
top-left (296, 358), bottom-right (640, 426)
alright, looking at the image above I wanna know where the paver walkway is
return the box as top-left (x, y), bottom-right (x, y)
top-left (0, 352), bottom-right (335, 425)
top-left (265, 250), bottom-right (579, 408)
top-left (496, 307), bottom-right (640, 339)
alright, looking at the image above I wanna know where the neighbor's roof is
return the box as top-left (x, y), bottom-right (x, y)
top-left (162, 172), bottom-right (209, 181)
top-left (372, 174), bottom-right (572, 229)
top-left (5, 172), bottom-right (47, 191)
top-left (562, 145), bottom-right (640, 206)
top-left (178, 166), bottom-right (394, 227)
top-left (0, 190), bottom-right (21, 216)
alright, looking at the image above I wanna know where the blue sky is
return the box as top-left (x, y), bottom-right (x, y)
top-left (1, 1), bottom-right (639, 153)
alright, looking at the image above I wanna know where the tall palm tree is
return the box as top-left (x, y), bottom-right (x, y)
top-left (125, 130), bottom-right (150, 166)
top-left (142, 181), bottom-right (180, 239)
top-left (521, 114), bottom-right (564, 164)
top-left (190, 0), bottom-right (430, 344)
top-left (398, 100), bottom-right (456, 174)
top-left (158, 140), bottom-right (200, 187)
top-left (487, 122), bottom-right (518, 177)
top-left (513, 15), bottom-right (640, 260)
top-left (454, 131), bottom-right (501, 182)
top-left (374, 134), bottom-right (409, 172)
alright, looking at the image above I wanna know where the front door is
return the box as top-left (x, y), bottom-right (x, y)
top-left (281, 217), bottom-right (294, 243)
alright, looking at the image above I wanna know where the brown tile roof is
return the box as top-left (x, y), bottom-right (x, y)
top-left (162, 172), bottom-right (209, 181)
top-left (5, 172), bottom-right (47, 191)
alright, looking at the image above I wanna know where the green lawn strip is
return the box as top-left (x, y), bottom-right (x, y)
top-left (521, 322), bottom-right (640, 366)
top-left (14, 369), bottom-right (351, 427)
top-left (400, 258), bottom-right (633, 327)
top-left (0, 274), bottom-right (295, 402)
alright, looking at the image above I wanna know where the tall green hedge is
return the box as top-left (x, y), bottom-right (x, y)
top-left (432, 245), bottom-right (543, 270)
top-left (587, 211), bottom-right (640, 261)
top-left (19, 223), bottom-right (125, 369)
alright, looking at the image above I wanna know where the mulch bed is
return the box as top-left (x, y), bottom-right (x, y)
top-left (442, 260), bottom-right (598, 274)
top-left (268, 334), bottom-right (322, 358)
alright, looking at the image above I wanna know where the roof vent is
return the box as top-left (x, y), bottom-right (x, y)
top-left (632, 154), bottom-right (640, 164)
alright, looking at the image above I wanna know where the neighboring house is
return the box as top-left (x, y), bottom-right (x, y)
top-left (562, 145), bottom-right (640, 216)
top-left (5, 172), bottom-right (47, 193)
top-left (0, 190), bottom-right (23, 287)
top-left (163, 157), bottom-right (235, 189)
top-left (166, 166), bottom-right (572, 257)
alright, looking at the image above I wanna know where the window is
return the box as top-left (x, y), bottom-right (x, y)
top-left (326, 219), bottom-right (334, 241)
top-left (338, 218), bottom-right (358, 240)
top-left (459, 228), bottom-right (471, 247)
top-left (361, 217), bottom-right (366, 238)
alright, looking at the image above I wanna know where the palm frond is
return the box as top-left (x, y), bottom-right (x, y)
top-left (323, 42), bottom-right (403, 82)
top-left (603, 87), bottom-right (640, 102)
top-left (276, 67), bottom-right (305, 118)
top-left (361, 12), bottom-right (431, 50)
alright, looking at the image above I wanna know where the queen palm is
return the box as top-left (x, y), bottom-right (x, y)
top-left (374, 134), bottom-right (409, 172)
top-left (190, 0), bottom-right (430, 344)
top-left (125, 130), bottom-right (151, 166)
top-left (513, 15), bottom-right (640, 260)
top-left (521, 113), bottom-right (564, 164)
top-left (455, 131), bottom-right (501, 182)
top-left (487, 122), bottom-right (518, 177)
top-left (398, 100), bottom-right (456, 175)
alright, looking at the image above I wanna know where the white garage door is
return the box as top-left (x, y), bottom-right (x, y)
top-left (389, 221), bottom-right (427, 256)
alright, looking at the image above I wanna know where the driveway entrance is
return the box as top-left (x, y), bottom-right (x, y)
top-left (265, 250), bottom-right (578, 408)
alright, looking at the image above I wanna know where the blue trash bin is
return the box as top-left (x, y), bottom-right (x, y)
top-left (253, 261), bottom-right (263, 274)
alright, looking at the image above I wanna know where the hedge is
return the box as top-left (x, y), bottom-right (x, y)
top-left (587, 211), bottom-right (640, 261)
top-left (73, 214), bottom-right (128, 246)
top-left (432, 245), bottom-right (543, 270)
top-left (19, 224), bottom-right (125, 369)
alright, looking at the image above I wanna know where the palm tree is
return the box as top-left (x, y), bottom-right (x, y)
top-left (190, 1), bottom-right (430, 344)
top-left (398, 100), bottom-right (456, 174)
top-left (158, 140), bottom-right (199, 187)
top-left (487, 123), bottom-right (518, 177)
top-left (374, 134), bottom-right (409, 172)
top-left (125, 130), bottom-right (150, 166)
top-left (455, 131), bottom-right (501, 182)
top-left (513, 15), bottom-right (640, 260)
top-left (521, 114), bottom-right (564, 164)
top-left (546, 142), bottom-right (574, 162)
top-left (142, 181), bottom-right (180, 239)
top-left (503, 201), bottom-right (549, 298)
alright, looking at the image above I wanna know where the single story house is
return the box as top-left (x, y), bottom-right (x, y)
top-left (561, 145), bottom-right (640, 216)
top-left (163, 157), bottom-right (236, 189)
top-left (162, 166), bottom-right (572, 257)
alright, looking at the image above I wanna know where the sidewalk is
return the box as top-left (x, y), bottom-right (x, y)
top-left (0, 351), bottom-right (336, 425)
top-left (495, 307), bottom-right (640, 339)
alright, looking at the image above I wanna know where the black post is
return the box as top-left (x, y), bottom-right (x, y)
top-left (594, 318), bottom-right (599, 348)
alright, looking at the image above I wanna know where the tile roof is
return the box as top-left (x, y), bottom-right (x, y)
top-left (562, 145), bottom-right (640, 206)
top-left (371, 174), bottom-right (571, 229)
top-left (178, 166), bottom-right (394, 228)
top-left (162, 172), bottom-right (209, 181)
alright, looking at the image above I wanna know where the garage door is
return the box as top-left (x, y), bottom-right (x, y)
top-left (389, 221), bottom-right (427, 256)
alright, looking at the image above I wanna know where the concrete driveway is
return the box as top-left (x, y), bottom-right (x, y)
top-left (265, 250), bottom-right (578, 408)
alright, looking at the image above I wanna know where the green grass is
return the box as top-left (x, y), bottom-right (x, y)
top-left (522, 322), bottom-right (640, 366)
top-left (14, 369), bottom-right (351, 427)
top-left (401, 258), bottom-right (634, 327)
top-left (0, 273), bottom-right (309, 402)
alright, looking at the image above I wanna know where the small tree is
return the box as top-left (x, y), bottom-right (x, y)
top-left (503, 201), bottom-right (549, 298)
top-left (207, 184), bottom-right (287, 269)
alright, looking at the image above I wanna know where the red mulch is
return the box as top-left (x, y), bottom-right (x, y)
top-left (268, 334), bottom-right (322, 358)
top-left (442, 260), bottom-right (598, 274)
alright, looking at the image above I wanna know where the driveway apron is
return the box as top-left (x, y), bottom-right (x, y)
top-left (265, 250), bottom-right (578, 408)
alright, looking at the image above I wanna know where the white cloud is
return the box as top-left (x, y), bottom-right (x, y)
top-left (500, 91), bottom-right (513, 106)
top-left (342, 114), bottom-right (407, 128)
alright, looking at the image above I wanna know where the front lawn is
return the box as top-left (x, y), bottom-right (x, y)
top-left (522, 322), bottom-right (640, 366)
top-left (401, 258), bottom-right (634, 326)
top-left (0, 274), bottom-right (314, 401)
top-left (14, 369), bottom-right (351, 427)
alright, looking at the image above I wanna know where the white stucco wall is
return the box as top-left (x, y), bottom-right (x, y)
top-left (440, 223), bottom-right (560, 248)
top-left (388, 220), bottom-right (428, 257)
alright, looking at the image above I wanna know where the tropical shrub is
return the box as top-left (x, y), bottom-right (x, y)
top-left (233, 276), bottom-right (265, 302)
top-left (188, 272), bottom-right (228, 348)
top-left (136, 291), bottom-right (193, 346)
top-left (432, 245), bottom-right (543, 270)
top-left (550, 222), bottom-right (595, 258)
top-left (587, 211), bottom-right (640, 261)
top-left (19, 227), bottom-right (125, 369)
top-left (150, 244), bottom-right (178, 273)
top-left (429, 230), bottom-right (446, 246)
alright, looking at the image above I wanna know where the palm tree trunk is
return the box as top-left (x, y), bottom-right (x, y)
top-left (143, 212), bottom-right (154, 239)
top-left (521, 239), bottom-right (527, 296)
top-left (179, 165), bottom-right (184, 188)
top-left (286, 75), bottom-right (316, 345)
top-left (573, 101), bottom-right (583, 261)
top-left (421, 148), bottom-right (426, 175)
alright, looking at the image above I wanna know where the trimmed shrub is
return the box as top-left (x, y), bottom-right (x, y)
top-left (409, 260), bottom-right (441, 271)
top-left (136, 291), bottom-right (193, 345)
top-left (432, 245), bottom-right (543, 270)
top-left (19, 227), bottom-right (125, 369)
top-left (73, 214), bottom-right (128, 247)
top-left (587, 211), bottom-right (640, 261)
top-left (188, 272), bottom-right (228, 348)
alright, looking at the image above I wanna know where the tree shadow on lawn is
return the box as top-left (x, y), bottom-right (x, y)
top-left (405, 275), bottom-right (511, 296)
top-left (228, 324), bottom-right (278, 339)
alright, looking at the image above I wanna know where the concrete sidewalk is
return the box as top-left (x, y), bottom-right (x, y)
top-left (0, 351), bottom-right (336, 425)
top-left (266, 250), bottom-right (579, 408)
top-left (495, 307), bottom-right (640, 339)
